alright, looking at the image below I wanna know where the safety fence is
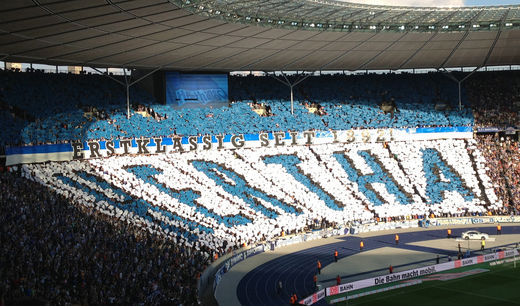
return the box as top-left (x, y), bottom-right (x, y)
top-left (300, 249), bottom-right (519, 305)
top-left (208, 215), bottom-right (520, 304)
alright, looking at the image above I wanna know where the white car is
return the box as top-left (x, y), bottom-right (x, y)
top-left (461, 230), bottom-right (489, 240)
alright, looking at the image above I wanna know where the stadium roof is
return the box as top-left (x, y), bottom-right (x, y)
top-left (0, 0), bottom-right (519, 72)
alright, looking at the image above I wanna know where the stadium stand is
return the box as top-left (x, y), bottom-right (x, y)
top-left (476, 135), bottom-right (520, 212)
top-left (0, 71), bottom-right (475, 146)
top-left (1, 68), bottom-right (519, 305)
top-left (0, 70), bottom-right (156, 145)
top-left (468, 71), bottom-right (520, 128)
top-left (1, 0), bottom-right (520, 304)
top-left (0, 170), bottom-right (206, 305)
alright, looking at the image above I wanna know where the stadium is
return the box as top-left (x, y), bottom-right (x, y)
top-left (1, 0), bottom-right (520, 305)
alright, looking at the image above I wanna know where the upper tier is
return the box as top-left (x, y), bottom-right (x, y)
top-left (0, 71), bottom-right (479, 146)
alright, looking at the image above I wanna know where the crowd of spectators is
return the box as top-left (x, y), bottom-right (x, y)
top-left (303, 101), bottom-right (327, 116)
top-left (83, 106), bottom-right (109, 120)
top-left (249, 100), bottom-right (272, 117)
top-left (2, 135), bottom-right (517, 304)
top-left (0, 170), bottom-right (206, 305)
top-left (476, 134), bottom-right (520, 213)
top-left (468, 71), bottom-right (520, 127)
top-left (2, 68), bottom-right (520, 306)
top-left (2, 70), bottom-right (519, 148)
top-left (0, 69), bottom-right (156, 146)
top-left (0, 70), bottom-right (475, 146)
top-left (134, 104), bottom-right (166, 121)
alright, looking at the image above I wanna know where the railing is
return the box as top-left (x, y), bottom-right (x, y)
top-left (302, 244), bottom-right (520, 305)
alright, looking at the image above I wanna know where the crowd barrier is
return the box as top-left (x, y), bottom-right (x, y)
top-left (350, 219), bottom-right (419, 234)
top-left (212, 228), bottom-right (347, 293)
top-left (476, 126), bottom-right (519, 133)
top-left (212, 219), bottom-right (420, 298)
top-left (212, 215), bottom-right (520, 304)
top-left (271, 228), bottom-right (347, 250)
top-left (212, 219), bottom-right (422, 299)
top-left (301, 249), bottom-right (519, 305)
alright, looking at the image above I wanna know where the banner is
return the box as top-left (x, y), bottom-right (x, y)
top-left (476, 127), bottom-right (501, 133)
top-left (351, 219), bottom-right (419, 234)
top-left (165, 72), bottom-right (228, 106)
top-left (329, 280), bottom-right (423, 304)
top-left (427, 215), bottom-right (520, 227)
top-left (324, 249), bottom-right (518, 298)
top-left (476, 127), bottom-right (518, 133)
top-left (213, 244), bottom-right (266, 291)
top-left (300, 289), bottom-right (325, 305)
top-left (275, 235), bottom-right (304, 248)
top-left (5, 126), bottom-right (473, 166)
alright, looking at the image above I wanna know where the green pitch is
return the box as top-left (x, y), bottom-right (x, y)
top-left (330, 262), bottom-right (520, 306)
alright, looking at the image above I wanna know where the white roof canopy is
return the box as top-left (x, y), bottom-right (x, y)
top-left (0, 0), bottom-right (518, 71)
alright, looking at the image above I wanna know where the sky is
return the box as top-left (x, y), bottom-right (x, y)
top-left (344, 0), bottom-right (520, 7)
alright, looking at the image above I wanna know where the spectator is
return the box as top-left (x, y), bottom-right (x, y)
top-left (0, 171), bottom-right (205, 305)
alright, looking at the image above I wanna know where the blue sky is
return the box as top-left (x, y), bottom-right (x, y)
top-left (345, 0), bottom-right (520, 6)
top-left (465, 0), bottom-right (520, 5)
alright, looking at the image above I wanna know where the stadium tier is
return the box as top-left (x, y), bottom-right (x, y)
top-left (2, 70), bottom-right (519, 147)
top-left (1, 68), bottom-right (519, 305)
top-left (0, 70), bottom-right (479, 146)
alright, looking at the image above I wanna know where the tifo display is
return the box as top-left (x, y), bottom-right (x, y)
top-left (21, 139), bottom-right (499, 252)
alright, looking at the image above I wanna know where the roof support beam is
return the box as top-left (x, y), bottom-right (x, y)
top-left (89, 66), bottom-right (129, 118)
top-left (128, 26), bottom-right (275, 70)
top-left (320, 32), bottom-right (379, 70)
top-left (355, 32), bottom-right (408, 71)
top-left (381, 10), bottom-right (415, 24)
top-left (129, 67), bottom-right (162, 87)
top-left (195, 26), bottom-right (301, 70)
top-left (45, 14), bottom-right (213, 63)
top-left (438, 9), bottom-right (483, 69)
top-left (0, 1), bottom-right (107, 24)
top-left (1, 1), bottom-right (518, 72)
top-left (265, 71), bottom-right (313, 115)
top-left (246, 0), bottom-right (288, 14)
top-left (90, 66), bottom-right (125, 86)
top-left (439, 66), bottom-right (481, 111)
top-left (361, 9), bottom-right (389, 23)
top-left (437, 31), bottom-right (470, 70)
top-left (90, 66), bottom-right (160, 119)
top-left (278, 31), bottom-right (352, 71)
top-left (0, 9), bottom-right (186, 57)
top-left (481, 8), bottom-right (510, 68)
top-left (236, 30), bottom-right (324, 71)
top-left (397, 10), bottom-right (460, 70)
top-left (123, 68), bottom-right (130, 120)
top-left (0, 4), bottom-right (199, 61)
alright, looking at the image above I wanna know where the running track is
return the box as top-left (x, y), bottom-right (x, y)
top-left (236, 226), bottom-right (520, 305)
